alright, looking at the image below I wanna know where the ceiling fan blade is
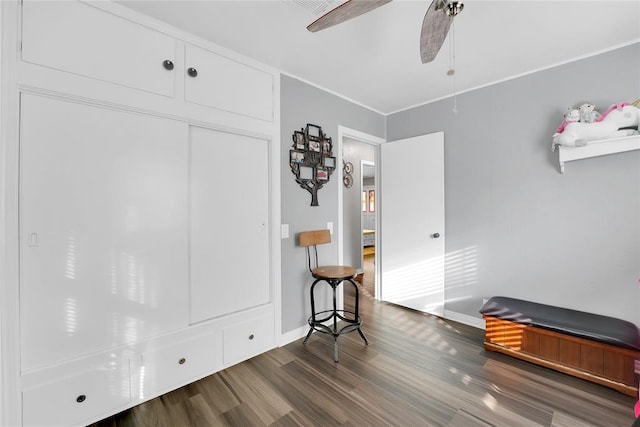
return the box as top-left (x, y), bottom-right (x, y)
top-left (307, 0), bottom-right (393, 32)
top-left (420, 0), bottom-right (453, 64)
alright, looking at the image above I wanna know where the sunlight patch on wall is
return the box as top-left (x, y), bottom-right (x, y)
top-left (65, 297), bottom-right (78, 336)
top-left (382, 255), bottom-right (444, 304)
top-left (444, 245), bottom-right (479, 297)
top-left (65, 233), bottom-right (77, 280)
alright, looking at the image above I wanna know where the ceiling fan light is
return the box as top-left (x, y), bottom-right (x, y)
top-left (445, 1), bottom-right (464, 17)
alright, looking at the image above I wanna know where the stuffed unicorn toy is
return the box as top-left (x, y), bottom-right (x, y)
top-left (552, 103), bottom-right (640, 150)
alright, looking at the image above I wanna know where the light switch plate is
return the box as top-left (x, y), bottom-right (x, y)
top-left (327, 222), bottom-right (333, 235)
top-left (281, 224), bottom-right (289, 239)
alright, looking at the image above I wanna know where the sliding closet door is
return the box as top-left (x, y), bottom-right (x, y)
top-left (19, 93), bottom-right (189, 371)
top-left (189, 126), bottom-right (270, 324)
top-left (379, 131), bottom-right (445, 316)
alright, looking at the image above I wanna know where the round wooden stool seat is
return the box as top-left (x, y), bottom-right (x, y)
top-left (311, 265), bottom-right (357, 279)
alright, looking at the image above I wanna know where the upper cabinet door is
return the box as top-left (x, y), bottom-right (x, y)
top-left (21, 1), bottom-right (176, 97)
top-left (184, 44), bottom-right (274, 122)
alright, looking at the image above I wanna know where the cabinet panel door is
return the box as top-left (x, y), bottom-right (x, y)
top-left (190, 126), bottom-right (270, 323)
top-left (20, 93), bottom-right (189, 371)
top-left (184, 45), bottom-right (273, 121)
top-left (22, 1), bottom-right (176, 96)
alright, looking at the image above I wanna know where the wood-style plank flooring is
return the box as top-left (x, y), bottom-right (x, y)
top-left (92, 272), bottom-right (637, 426)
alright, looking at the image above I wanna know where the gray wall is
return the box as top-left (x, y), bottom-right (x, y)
top-left (280, 75), bottom-right (385, 334)
top-left (387, 43), bottom-right (640, 325)
top-left (343, 138), bottom-right (376, 270)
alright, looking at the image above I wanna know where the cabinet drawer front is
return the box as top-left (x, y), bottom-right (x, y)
top-left (22, 1), bottom-right (176, 96)
top-left (223, 315), bottom-right (274, 367)
top-left (141, 334), bottom-right (216, 398)
top-left (23, 365), bottom-right (130, 427)
top-left (184, 44), bottom-right (273, 121)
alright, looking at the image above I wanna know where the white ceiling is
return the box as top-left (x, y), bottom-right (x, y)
top-left (119, 0), bottom-right (640, 115)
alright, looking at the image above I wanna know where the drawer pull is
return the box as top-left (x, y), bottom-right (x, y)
top-left (178, 357), bottom-right (186, 365)
top-left (187, 67), bottom-right (198, 78)
top-left (162, 60), bottom-right (174, 71)
top-left (76, 394), bottom-right (86, 403)
top-left (249, 334), bottom-right (255, 340)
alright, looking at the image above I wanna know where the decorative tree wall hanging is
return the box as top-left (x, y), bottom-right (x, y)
top-left (289, 123), bottom-right (336, 206)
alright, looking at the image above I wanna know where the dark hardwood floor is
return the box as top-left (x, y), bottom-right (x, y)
top-left (92, 277), bottom-right (637, 427)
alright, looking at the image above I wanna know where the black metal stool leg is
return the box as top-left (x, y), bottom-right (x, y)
top-left (304, 279), bottom-right (322, 345)
top-left (303, 327), bottom-right (313, 344)
top-left (348, 279), bottom-right (369, 345)
top-left (332, 279), bottom-right (342, 362)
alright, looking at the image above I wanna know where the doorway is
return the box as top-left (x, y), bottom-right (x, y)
top-left (360, 160), bottom-right (376, 297)
top-left (337, 126), bottom-right (384, 309)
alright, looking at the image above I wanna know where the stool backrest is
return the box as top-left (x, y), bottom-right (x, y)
top-left (298, 229), bottom-right (331, 272)
top-left (298, 229), bottom-right (331, 247)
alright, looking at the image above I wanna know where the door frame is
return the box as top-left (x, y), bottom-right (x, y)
top-left (337, 126), bottom-right (385, 308)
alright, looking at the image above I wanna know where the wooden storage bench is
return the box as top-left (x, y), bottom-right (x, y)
top-left (480, 296), bottom-right (640, 396)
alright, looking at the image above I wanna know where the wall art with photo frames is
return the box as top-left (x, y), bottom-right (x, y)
top-left (289, 123), bottom-right (336, 206)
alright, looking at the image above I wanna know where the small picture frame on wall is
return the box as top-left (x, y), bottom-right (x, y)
top-left (316, 168), bottom-right (329, 181)
top-left (306, 124), bottom-right (322, 140)
top-left (293, 131), bottom-right (306, 150)
top-left (309, 139), bottom-right (321, 152)
top-left (300, 166), bottom-right (313, 180)
top-left (322, 138), bottom-right (332, 155)
top-left (323, 156), bottom-right (336, 168)
top-left (290, 150), bottom-right (305, 164)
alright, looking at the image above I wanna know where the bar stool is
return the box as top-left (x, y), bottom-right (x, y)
top-left (298, 229), bottom-right (368, 362)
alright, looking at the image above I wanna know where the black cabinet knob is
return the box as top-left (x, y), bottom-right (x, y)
top-left (249, 334), bottom-right (255, 340)
top-left (76, 395), bottom-right (86, 403)
top-left (187, 67), bottom-right (198, 78)
top-left (162, 60), bottom-right (174, 71)
top-left (432, 233), bottom-right (440, 239)
top-left (178, 357), bottom-right (186, 365)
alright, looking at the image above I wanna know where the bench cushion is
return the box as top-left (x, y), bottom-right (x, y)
top-left (479, 296), bottom-right (640, 351)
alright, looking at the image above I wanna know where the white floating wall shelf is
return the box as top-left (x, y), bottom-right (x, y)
top-left (557, 134), bottom-right (640, 174)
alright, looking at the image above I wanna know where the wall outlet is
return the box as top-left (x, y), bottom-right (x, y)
top-left (327, 222), bottom-right (333, 235)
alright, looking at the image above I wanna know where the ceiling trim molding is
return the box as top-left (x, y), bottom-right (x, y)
top-left (388, 38), bottom-right (640, 116)
top-left (280, 71), bottom-right (387, 117)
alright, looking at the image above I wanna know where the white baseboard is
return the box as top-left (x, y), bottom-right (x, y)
top-left (278, 325), bottom-right (309, 347)
top-left (444, 310), bottom-right (485, 330)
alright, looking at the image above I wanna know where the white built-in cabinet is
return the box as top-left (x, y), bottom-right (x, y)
top-left (10, 1), bottom-right (278, 426)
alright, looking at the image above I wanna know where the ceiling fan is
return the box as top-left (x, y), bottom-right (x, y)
top-left (307, 0), bottom-right (464, 64)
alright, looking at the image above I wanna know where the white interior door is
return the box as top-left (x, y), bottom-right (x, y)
top-left (379, 132), bottom-right (444, 316)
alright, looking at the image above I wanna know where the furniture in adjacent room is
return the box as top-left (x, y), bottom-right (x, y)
top-left (480, 296), bottom-right (640, 396)
top-left (298, 229), bottom-right (368, 362)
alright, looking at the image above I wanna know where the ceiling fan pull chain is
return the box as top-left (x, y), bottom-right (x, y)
top-left (450, 19), bottom-right (458, 113)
